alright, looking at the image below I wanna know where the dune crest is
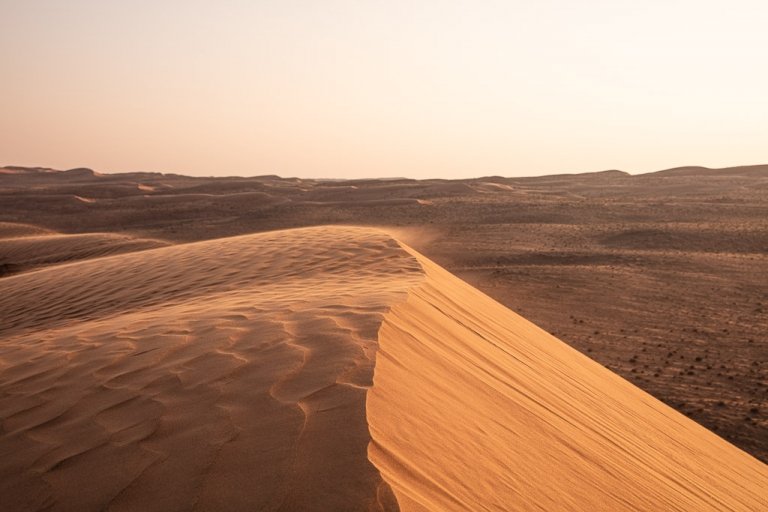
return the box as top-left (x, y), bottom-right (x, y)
top-left (368, 244), bottom-right (768, 511)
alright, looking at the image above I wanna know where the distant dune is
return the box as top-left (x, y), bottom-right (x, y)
top-left (1, 226), bottom-right (765, 511)
top-left (0, 222), bottom-right (168, 276)
top-left (0, 222), bottom-right (55, 239)
top-left (648, 164), bottom-right (768, 177)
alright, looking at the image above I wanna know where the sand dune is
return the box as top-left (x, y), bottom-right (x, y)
top-left (0, 222), bottom-right (56, 239)
top-left (0, 226), bottom-right (422, 511)
top-left (369, 245), bottom-right (768, 511)
top-left (0, 224), bottom-right (168, 277)
top-left (1, 226), bottom-right (766, 511)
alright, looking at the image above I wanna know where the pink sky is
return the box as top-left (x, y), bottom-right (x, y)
top-left (2, 1), bottom-right (766, 178)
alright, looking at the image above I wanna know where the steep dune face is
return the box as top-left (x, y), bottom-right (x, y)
top-left (0, 226), bottom-right (422, 511)
top-left (368, 246), bottom-right (768, 511)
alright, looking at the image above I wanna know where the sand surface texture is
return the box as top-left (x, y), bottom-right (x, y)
top-left (0, 226), bottom-right (421, 511)
top-left (369, 244), bottom-right (768, 511)
top-left (1, 225), bottom-right (766, 511)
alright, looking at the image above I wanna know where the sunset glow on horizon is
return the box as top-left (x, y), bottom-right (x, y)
top-left (2, 1), bottom-right (767, 179)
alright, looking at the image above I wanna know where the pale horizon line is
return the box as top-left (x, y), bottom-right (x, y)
top-left (3, 161), bottom-right (768, 181)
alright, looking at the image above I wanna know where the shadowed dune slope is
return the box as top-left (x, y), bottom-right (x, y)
top-left (368, 245), bottom-right (768, 511)
top-left (0, 226), bottom-right (422, 512)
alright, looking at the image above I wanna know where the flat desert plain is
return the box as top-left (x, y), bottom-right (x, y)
top-left (1, 165), bottom-right (766, 510)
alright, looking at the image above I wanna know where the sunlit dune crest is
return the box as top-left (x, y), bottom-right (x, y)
top-left (0, 226), bottom-right (765, 511)
top-left (369, 243), bottom-right (768, 511)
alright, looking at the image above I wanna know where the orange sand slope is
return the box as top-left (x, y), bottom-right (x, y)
top-left (1, 226), bottom-right (766, 511)
top-left (369, 245), bottom-right (768, 511)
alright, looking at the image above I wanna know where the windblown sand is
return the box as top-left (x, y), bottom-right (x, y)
top-left (0, 226), bottom-right (766, 511)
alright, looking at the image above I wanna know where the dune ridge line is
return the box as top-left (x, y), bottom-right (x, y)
top-left (367, 240), bottom-right (768, 511)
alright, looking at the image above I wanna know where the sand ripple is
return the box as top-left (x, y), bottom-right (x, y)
top-left (0, 226), bottom-right (422, 511)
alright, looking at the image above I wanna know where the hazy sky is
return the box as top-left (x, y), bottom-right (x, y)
top-left (1, 1), bottom-right (766, 178)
